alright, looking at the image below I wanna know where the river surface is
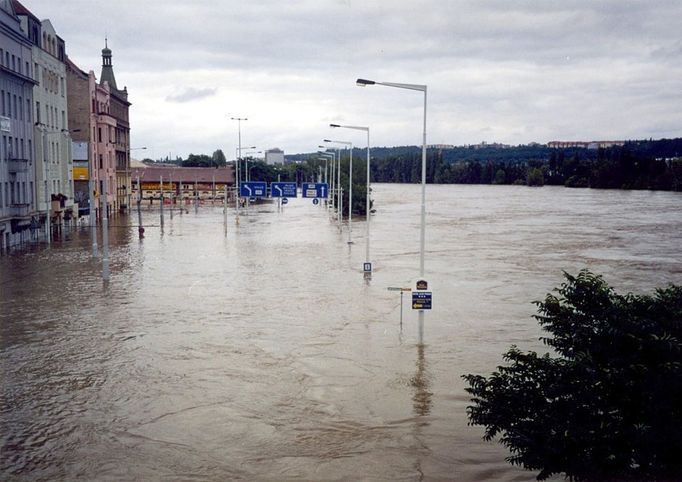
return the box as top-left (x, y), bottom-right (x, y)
top-left (1, 184), bottom-right (681, 481)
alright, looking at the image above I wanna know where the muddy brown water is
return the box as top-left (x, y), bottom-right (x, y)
top-left (2, 184), bottom-right (680, 481)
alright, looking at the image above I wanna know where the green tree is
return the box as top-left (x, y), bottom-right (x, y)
top-left (463, 271), bottom-right (682, 481)
top-left (527, 167), bottom-right (545, 186)
top-left (211, 149), bottom-right (227, 167)
top-left (493, 168), bottom-right (506, 185)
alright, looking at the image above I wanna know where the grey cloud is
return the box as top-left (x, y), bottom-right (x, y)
top-left (24, 0), bottom-right (682, 156)
top-left (166, 87), bottom-right (217, 103)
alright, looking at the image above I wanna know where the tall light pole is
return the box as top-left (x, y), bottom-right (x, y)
top-left (317, 150), bottom-right (335, 210)
top-left (324, 139), bottom-right (353, 244)
top-left (319, 145), bottom-right (341, 221)
top-left (356, 78), bottom-right (427, 341)
top-left (231, 117), bottom-right (248, 220)
top-left (234, 146), bottom-right (256, 182)
top-left (244, 150), bottom-right (262, 181)
top-left (330, 123), bottom-right (371, 276)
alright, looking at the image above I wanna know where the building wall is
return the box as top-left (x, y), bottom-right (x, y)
top-left (110, 89), bottom-right (130, 210)
top-left (265, 148), bottom-right (284, 165)
top-left (32, 20), bottom-right (73, 217)
top-left (90, 73), bottom-right (116, 212)
top-left (0, 3), bottom-right (36, 250)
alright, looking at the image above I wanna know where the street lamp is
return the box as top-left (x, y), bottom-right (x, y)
top-left (231, 117), bottom-right (248, 219)
top-left (317, 150), bottom-right (336, 211)
top-left (324, 139), bottom-right (353, 244)
top-left (330, 123), bottom-right (371, 276)
top-left (320, 145), bottom-right (341, 220)
top-left (235, 146), bottom-right (257, 182)
top-left (356, 78), bottom-right (428, 341)
top-left (244, 150), bottom-right (262, 181)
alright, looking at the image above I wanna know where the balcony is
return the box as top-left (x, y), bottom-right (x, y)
top-left (8, 158), bottom-right (30, 173)
top-left (9, 203), bottom-right (31, 217)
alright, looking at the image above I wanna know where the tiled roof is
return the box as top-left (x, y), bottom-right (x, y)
top-left (131, 166), bottom-right (235, 184)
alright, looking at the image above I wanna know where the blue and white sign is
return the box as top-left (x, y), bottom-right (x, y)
top-left (240, 181), bottom-right (267, 198)
top-left (312, 198), bottom-right (319, 205)
top-left (302, 182), bottom-right (328, 199)
top-left (270, 182), bottom-right (297, 198)
top-left (363, 262), bottom-right (372, 273)
top-left (281, 197), bottom-right (289, 205)
top-left (412, 291), bottom-right (432, 310)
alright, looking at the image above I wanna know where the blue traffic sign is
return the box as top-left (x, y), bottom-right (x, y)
top-left (240, 181), bottom-right (267, 198)
top-left (412, 291), bottom-right (432, 310)
top-left (302, 182), bottom-right (328, 199)
top-left (312, 198), bottom-right (319, 205)
top-left (281, 197), bottom-right (289, 205)
top-left (363, 262), bottom-right (372, 272)
top-left (271, 182), bottom-right (297, 198)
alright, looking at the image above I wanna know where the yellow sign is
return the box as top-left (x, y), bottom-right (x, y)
top-left (73, 167), bottom-right (89, 180)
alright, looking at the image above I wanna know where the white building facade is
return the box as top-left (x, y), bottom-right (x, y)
top-left (19, 13), bottom-right (75, 231)
top-left (0, 0), bottom-right (36, 250)
top-left (265, 147), bottom-right (284, 165)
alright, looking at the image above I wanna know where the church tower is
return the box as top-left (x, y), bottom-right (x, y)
top-left (100, 38), bottom-right (117, 90)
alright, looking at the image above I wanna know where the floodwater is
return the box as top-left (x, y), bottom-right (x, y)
top-left (1, 184), bottom-right (681, 481)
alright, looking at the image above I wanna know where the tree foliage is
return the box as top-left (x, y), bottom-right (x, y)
top-left (463, 271), bottom-right (682, 481)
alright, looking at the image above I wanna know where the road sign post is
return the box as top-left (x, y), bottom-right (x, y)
top-left (301, 182), bottom-right (328, 199)
top-left (239, 181), bottom-right (267, 198)
top-left (388, 287), bottom-right (412, 327)
top-left (412, 291), bottom-right (432, 310)
top-left (270, 182), bottom-right (297, 198)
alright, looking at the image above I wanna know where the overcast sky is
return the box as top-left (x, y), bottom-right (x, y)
top-left (23, 0), bottom-right (682, 159)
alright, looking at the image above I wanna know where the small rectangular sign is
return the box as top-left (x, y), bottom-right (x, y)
top-left (270, 182), bottom-right (297, 198)
top-left (363, 262), bottom-right (372, 272)
top-left (412, 291), bottom-right (432, 310)
top-left (0, 116), bottom-right (10, 133)
top-left (240, 181), bottom-right (267, 198)
top-left (301, 182), bottom-right (328, 199)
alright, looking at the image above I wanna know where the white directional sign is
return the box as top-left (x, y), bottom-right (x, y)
top-left (301, 183), bottom-right (328, 199)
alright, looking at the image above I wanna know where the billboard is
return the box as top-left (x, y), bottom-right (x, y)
top-left (72, 141), bottom-right (88, 161)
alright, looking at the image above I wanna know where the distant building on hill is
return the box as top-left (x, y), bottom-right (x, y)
top-left (265, 148), bottom-right (284, 165)
top-left (548, 140), bottom-right (625, 149)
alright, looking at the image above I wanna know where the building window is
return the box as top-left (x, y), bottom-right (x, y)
top-left (18, 96), bottom-right (22, 120)
top-left (36, 101), bottom-right (40, 123)
top-left (98, 128), bottom-right (102, 142)
top-left (99, 154), bottom-right (103, 169)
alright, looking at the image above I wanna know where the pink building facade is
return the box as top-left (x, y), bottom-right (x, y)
top-left (90, 73), bottom-right (116, 212)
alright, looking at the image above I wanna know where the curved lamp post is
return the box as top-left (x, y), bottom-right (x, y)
top-left (330, 123), bottom-right (371, 276)
top-left (324, 139), bottom-right (353, 244)
top-left (356, 78), bottom-right (427, 341)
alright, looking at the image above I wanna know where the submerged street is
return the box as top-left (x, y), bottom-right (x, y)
top-left (2, 184), bottom-right (681, 481)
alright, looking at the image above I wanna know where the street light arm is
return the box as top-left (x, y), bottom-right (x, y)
top-left (356, 78), bottom-right (426, 92)
top-left (324, 139), bottom-right (352, 147)
top-left (330, 123), bottom-right (369, 132)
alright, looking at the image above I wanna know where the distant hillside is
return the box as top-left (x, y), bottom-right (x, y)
top-left (288, 138), bottom-right (682, 191)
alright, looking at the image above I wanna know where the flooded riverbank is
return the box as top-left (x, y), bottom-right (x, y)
top-left (2, 184), bottom-right (680, 481)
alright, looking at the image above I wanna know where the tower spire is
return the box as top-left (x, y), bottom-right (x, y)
top-left (100, 39), bottom-right (117, 90)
